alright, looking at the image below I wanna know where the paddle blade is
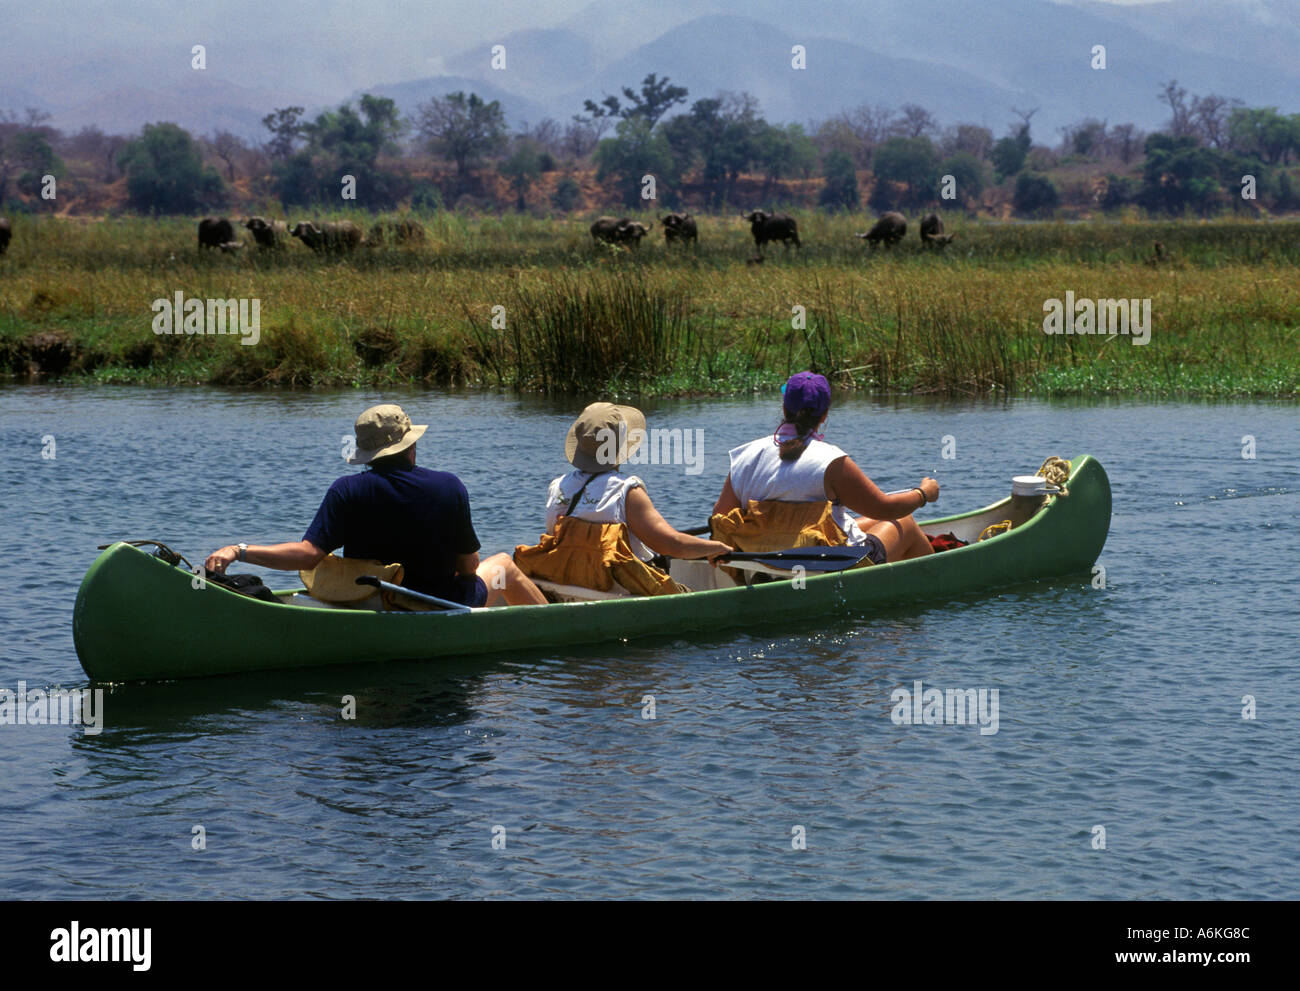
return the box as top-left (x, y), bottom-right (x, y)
top-left (721, 545), bottom-right (872, 572)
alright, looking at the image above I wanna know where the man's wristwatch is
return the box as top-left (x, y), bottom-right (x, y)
top-left (914, 487), bottom-right (928, 507)
top-left (237, 543), bottom-right (248, 562)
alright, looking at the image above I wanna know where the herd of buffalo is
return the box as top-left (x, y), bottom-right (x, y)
top-left (0, 210), bottom-right (955, 260)
top-left (194, 216), bottom-right (426, 253)
top-left (591, 209), bottom-right (953, 258)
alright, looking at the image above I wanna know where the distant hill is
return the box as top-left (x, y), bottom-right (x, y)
top-left (444, 29), bottom-right (601, 100)
top-left (51, 74), bottom-right (315, 142)
top-left (5, 0), bottom-right (1298, 142)
top-left (560, 15), bottom-right (1034, 131)
top-left (1076, 0), bottom-right (1300, 79)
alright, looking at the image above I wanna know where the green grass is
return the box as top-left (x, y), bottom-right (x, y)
top-left (1, 212), bottom-right (1297, 397)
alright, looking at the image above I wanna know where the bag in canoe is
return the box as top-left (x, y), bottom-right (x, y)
top-left (204, 570), bottom-right (280, 603)
top-left (299, 554), bottom-right (405, 606)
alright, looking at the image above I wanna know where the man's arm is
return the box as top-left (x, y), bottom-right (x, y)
top-left (455, 552), bottom-right (480, 577)
top-left (205, 540), bottom-right (326, 574)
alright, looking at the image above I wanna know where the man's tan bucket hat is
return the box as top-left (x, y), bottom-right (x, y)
top-left (348, 404), bottom-right (427, 464)
top-left (565, 402), bottom-right (647, 473)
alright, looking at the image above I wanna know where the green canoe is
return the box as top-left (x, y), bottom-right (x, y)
top-left (73, 454), bottom-right (1111, 682)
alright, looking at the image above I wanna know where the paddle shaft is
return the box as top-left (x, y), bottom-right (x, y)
top-left (721, 547), bottom-right (870, 564)
top-left (354, 575), bottom-right (473, 613)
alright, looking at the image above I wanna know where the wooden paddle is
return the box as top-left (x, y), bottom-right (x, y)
top-left (354, 575), bottom-right (474, 612)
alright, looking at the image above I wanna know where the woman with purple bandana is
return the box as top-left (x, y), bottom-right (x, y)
top-left (712, 372), bottom-right (937, 563)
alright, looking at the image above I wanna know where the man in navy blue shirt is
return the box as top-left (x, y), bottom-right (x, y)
top-left (205, 404), bottom-right (545, 608)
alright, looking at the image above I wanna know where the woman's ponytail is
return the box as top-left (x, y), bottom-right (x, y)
top-left (777, 407), bottom-right (823, 461)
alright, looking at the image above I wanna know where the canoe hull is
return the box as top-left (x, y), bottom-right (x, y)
top-left (73, 455), bottom-right (1111, 682)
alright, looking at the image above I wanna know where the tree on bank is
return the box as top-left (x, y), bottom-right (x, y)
top-left (118, 122), bottom-right (225, 214)
top-left (818, 149), bottom-right (859, 210)
top-left (501, 138), bottom-right (544, 210)
top-left (0, 109), bottom-right (64, 207)
top-left (593, 117), bottom-right (676, 208)
top-left (582, 73), bottom-right (688, 130)
top-left (416, 91), bottom-right (508, 193)
top-left (261, 106), bottom-right (305, 161)
top-left (272, 95), bottom-right (406, 208)
top-left (1138, 133), bottom-right (1226, 215)
top-left (1013, 171), bottom-right (1060, 216)
top-left (869, 136), bottom-right (939, 210)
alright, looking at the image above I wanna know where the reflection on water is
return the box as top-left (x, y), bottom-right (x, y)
top-left (2, 386), bottom-right (1297, 899)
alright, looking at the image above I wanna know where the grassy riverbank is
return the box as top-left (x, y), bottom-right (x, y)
top-left (1, 213), bottom-right (1297, 397)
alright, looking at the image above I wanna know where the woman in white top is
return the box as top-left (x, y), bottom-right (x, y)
top-left (712, 372), bottom-right (938, 563)
top-left (545, 402), bottom-right (732, 564)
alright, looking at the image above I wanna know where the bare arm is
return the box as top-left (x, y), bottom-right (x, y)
top-left (455, 552), bottom-right (480, 576)
top-left (626, 486), bottom-right (731, 561)
top-left (205, 540), bottom-right (326, 574)
top-left (824, 456), bottom-right (938, 520)
top-left (712, 474), bottom-right (741, 516)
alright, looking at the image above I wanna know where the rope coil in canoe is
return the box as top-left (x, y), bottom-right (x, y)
top-left (978, 520), bottom-right (1013, 541)
top-left (1037, 456), bottom-right (1071, 496)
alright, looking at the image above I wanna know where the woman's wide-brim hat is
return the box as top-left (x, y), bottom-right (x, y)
top-left (348, 404), bottom-right (427, 464)
top-left (565, 402), bottom-right (647, 473)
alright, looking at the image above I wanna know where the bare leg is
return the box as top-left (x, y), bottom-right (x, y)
top-left (476, 552), bottom-right (547, 606)
top-left (856, 515), bottom-right (935, 562)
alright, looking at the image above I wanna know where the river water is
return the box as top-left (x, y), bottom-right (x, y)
top-left (1, 386), bottom-right (1296, 899)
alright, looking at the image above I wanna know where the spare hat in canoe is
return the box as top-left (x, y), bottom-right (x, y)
top-left (349, 403), bottom-right (427, 465)
top-left (565, 402), bottom-right (647, 473)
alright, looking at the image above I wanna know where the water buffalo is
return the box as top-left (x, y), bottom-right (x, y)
top-left (198, 217), bottom-right (236, 250)
top-left (367, 219), bottom-right (426, 246)
top-left (290, 220), bottom-right (363, 253)
top-left (919, 213), bottom-right (955, 249)
top-left (0, 217), bottom-right (10, 256)
top-left (857, 211), bottom-right (907, 248)
top-left (743, 210), bottom-right (800, 253)
top-left (243, 217), bottom-right (288, 249)
top-left (590, 216), bottom-right (650, 249)
top-left (660, 212), bottom-right (698, 246)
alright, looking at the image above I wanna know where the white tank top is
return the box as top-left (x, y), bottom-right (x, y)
top-left (727, 436), bottom-right (869, 546)
top-left (545, 469), bottom-right (654, 561)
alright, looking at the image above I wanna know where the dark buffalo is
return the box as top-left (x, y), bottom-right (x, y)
top-left (243, 216), bottom-right (288, 249)
top-left (290, 220), bottom-right (363, 253)
top-left (0, 217), bottom-right (10, 256)
top-left (660, 212), bottom-right (698, 245)
top-left (590, 216), bottom-right (650, 248)
top-left (919, 213), bottom-right (955, 249)
top-left (857, 211), bottom-right (907, 248)
top-left (367, 219), bottom-right (426, 246)
top-left (742, 210), bottom-right (800, 254)
top-left (198, 217), bottom-right (236, 250)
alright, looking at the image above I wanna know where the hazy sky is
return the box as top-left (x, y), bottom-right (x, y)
top-left (1, 0), bottom-right (1267, 121)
